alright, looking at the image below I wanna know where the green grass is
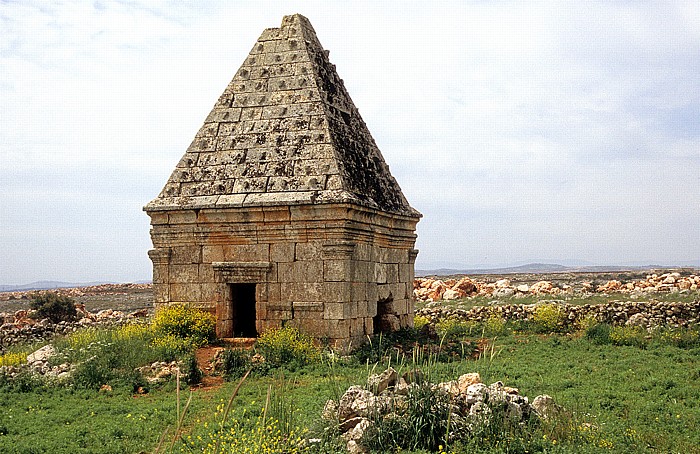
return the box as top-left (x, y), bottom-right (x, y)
top-left (0, 384), bottom-right (176, 453)
top-left (2, 322), bottom-right (700, 453)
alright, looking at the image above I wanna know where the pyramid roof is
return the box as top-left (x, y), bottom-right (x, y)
top-left (145, 14), bottom-right (419, 218)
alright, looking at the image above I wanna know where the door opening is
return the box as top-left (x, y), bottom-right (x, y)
top-left (230, 283), bottom-right (257, 337)
top-left (373, 294), bottom-right (394, 335)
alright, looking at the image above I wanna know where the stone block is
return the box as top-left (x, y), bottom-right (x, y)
top-left (198, 264), bottom-right (215, 281)
top-left (266, 283), bottom-right (281, 303)
top-left (367, 300), bottom-right (377, 318)
top-left (281, 282), bottom-right (324, 301)
top-left (168, 211), bottom-right (198, 225)
top-left (291, 319), bottom-right (329, 338)
top-left (153, 283), bottom-right (169, 303)
top-left (263, 207), bottom-right (291, 222)
top-left (349, 318), bottom-right (365, 338)
top-left (323, 302), bottom-right (345, 320)
top-left (223, 243), bottom-right (270, 261)
top-left (278, 260), bottom-right (323, 283)
top-left (404, 282), bottom-right (414, 300)
top-left (170, 264), bottom-right (199, 283)
top-left (201, 282), bottom-right (217, 301)
top-left (351, 283), bottom-right (367, 301)
top-left (270, 242), bottom-right (296, 263)
top-left (374, 263), bottom-right (388, 284)
top-left (170, 245), bottom-right (201, 264)
top-left (202, 245), bottom-right (225, 263)
top-left (377, 284), bottom-right (393, 302)
top-left (292, 301), bottom-right (324, 319)
top-left (258, 319), bottom-right (283, 334)
top-left (327, 319), bottom-right (350, 339)
top-left (324, 282), bottom-right (352, 302)
top-left (386, 264), bottom-right (399, 284)
top-left (387, 299), bottom-right (407, 314)
top-left (170, 283), bottom-right (201, 302)
top-left (295, 242), bottom-right (321, 261)
top-left (149, 212), bottom-right (169, 225)
top-left (352, 261), bottom-right (371, 282)
top-left (367, 284), bottom-right (378, 303)
top-left (255, 283), bottom-right (268, 302)
top-left (364, 317), bottom-right (374, 336)
top-left (324, 260), bottom-right (352, 282)
top-left (152, 265), bottom-right (168, 284)
top-left (399, 263), bottom-right (413, 283)
top-left (354, 243), bottom-right (371, 262)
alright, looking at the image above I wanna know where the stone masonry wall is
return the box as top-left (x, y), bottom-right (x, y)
top-left (148, 203), bottom-right (418, 347)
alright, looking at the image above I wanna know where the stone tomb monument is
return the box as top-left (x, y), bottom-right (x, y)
top-left (145, 14), bottom-right (421, 347)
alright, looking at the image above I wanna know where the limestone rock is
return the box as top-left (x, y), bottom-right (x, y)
top-left (531, 394), bottom-right (562, 419)
top-left (27, 345), bottom-right (56, 364)
top-left (367, 367), bottom-right (397, 394)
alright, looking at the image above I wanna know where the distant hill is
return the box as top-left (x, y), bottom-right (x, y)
top-left (0, 281), bottom-right (112, 292)
top-left (415, 263), bottom-right (699, 277)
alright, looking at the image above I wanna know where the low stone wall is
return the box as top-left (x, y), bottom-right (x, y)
top-left (417, 300), bottom-right (700, 330)
top-left (414, 272), bottom-right (700, 302)
top-left (0, 309), bottom-right (147, 352)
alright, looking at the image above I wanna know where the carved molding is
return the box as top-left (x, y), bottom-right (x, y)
top-left (408, 249), bottom-right (419, 264)
top-left (212, 261), bottom-right (272, 283)
top-left (322, 241), bottom-right (356, 260)
top-left (148, 248), bottom-right (171, 264)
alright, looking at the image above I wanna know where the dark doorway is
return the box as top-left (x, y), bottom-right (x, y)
top-left (230, 283), bottom-right (257, 337)
top-left (373, 294), bottom-right (394, 334)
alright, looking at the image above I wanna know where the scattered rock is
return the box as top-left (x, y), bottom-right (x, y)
top-left (329, 368), bottom-right (561, 454)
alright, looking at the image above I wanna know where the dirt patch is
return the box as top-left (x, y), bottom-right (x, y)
top-left (191, 339), bottom-right (257, 390)
top-left (193, 346), bottom-right (225, 389)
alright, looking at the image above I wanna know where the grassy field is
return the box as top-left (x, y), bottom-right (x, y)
top-left (1, 288), bottom-right (699, 453)
top-left (1, 330), bottom-right (699, 453)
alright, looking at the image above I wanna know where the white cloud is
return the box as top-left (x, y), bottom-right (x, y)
top-left (0, 0), bottom-right (698, 282)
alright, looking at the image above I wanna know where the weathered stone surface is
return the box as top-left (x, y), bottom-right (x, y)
top-left (143, 14), bottom-right (421, 347)
top-left (145, 14), bottom-right (417, 217)
top-left (329, 369), bottom-right (561, 454)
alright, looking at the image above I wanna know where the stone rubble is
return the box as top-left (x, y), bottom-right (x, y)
top-left (325, 367), bottom-right (559, 454)
top-left (416, 300), bottom-right (700, 330)
top-left (414, 273), bottom-right (699, 302)
top-left (1, 343), bottom-right (73, 381)
top-left (0, 306), bottom-right (148, 352)
top-left (135, 361), bottom-right (181, 384)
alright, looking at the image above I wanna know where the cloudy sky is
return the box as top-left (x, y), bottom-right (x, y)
top-left (1, 0), bottom-right (698, 284)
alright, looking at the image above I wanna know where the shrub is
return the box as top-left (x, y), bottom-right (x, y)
top-left (585, 323), bottom-right (612, 345)
top-left (413, 314), bottom-right (430, 330)
top-left (181, 411), bottom-right (308, 453)
top-left (151, 304), bottom-right (215, 351)
top-left (483, 316), bottom-right (508, 337)
top-left (219, 348), bottom-right (251, 379)
top-left (362, 383), bottom-right (452, 452)
top-left (29, 292), bottom-right (77, 323)
top-left (54, 324), bottom-right (172, 390)
top-left (183, 353), bottom-right (203, 385)
top-left (654, 326), bottom-right (700, 349)
top-left (0, 351), bottom-right (28, 367)
top-left (531, 303), bottom-right (566, 333)
top-left (576, 314), bottom-right (599, 333)
top-left (72, 355), bottom-right (112, 389)
top-left (151, 333), bottom-right (199, 357)
top-left (609, 325), bottom-right (648, 348)
top-left (256, 326), bottom-right (320, 368)
top-left (0, 370), bottom-right (44, 392)
top-left (435, 318), bottom-right (475, 340)
top-left (66, 327), bottom-right (100, 350)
